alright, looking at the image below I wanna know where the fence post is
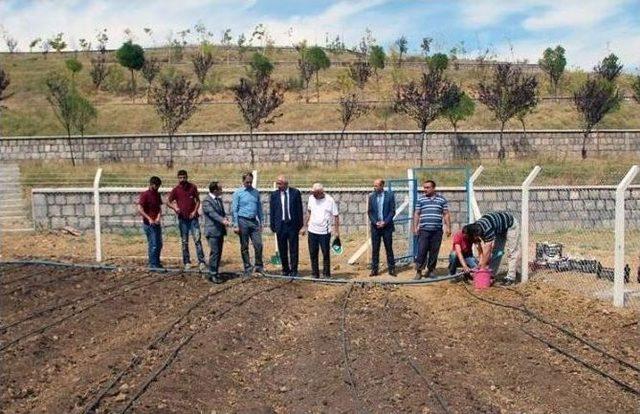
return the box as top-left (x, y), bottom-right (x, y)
top-left (521, 165), bottom-right (541, 284)
top-left (93, 168), bottom-right (103, 263)
top-left (469, 165), bottom-right (484, 222)
top-left (252, 169), bottom-right (258, 188)
top-left (614, 165), bottom-right (639, 307)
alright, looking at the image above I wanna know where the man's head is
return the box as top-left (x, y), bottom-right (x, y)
top-left (276, 175), bottom-right (288, 191)
top-left (373, 178), bottom-right (385, 193)
top-left (311, 182), bottom-right (325, 199)
top-left (423, 180), bottom-right (436, 197)
top-left (242, 172), bottom-right (254, 189)
top-left (463, 223), bottom-right (482, 242)
top-left (209, 181), bottom-right (222, 195)
top-left (177, 170), bottom-right (188, 185)
top-left (149, 176), bottom-right (162, 191)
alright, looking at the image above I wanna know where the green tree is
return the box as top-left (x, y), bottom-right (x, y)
top-left (394, 36), bottom-right (408, 68)
top-left (478, 63), bottom-right (538, 161)
top-left (573, 77), bottom-right (621, 159)
top-left (595, 53), bottom-right (623, 82)
top-left (368, 45), bottom-right (386, 85)
top-left (149, 74), bottom-right (201, 167)
top-left (28, 38), bottom-right (41, 52)
top-left (116, 41), bottom-right (145, 99)
top-left (427, 53), bottom-right (449, 74)
top-left (89, 55), bottom-right (108, 90)
top-left (303, 46), bottom-right (331, 102)
top-left (0, 65), bottom-right (13, 136)
top-left (348, 60), bottom-right (372, 89)
top-left (65, 58), bottom-right (83, 85)
top-left (48, 33), bottom-right (67, 53)
top-left (72, 94), bottom-right (97, 163)
top-left (442, 89), bottom-right (475, 133)
top-left (237, 33), bottom-right (248, 62)
top-left (395, 71), bottom-right (460, 166)
top-left (538, 45), bottom-right (566, 96)
top-left (232, 77), bottom-right (284, 168)
top-left (45, 72), bottom-right (77, 166)
top-left (249, 52), bottom-right (274, 82)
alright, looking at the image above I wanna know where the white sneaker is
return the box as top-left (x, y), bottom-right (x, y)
top-left (199, 263), bottom-right (207, 272)
top-left (184, 263), bottom-right (191, 270)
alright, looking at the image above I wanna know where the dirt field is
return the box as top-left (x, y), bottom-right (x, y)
top-left (1, 231), bottom-right (640, 413)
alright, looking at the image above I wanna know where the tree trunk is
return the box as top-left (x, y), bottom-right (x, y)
top-left (420, 129), bottom-right (426, 167)
top-left (168, 134), bottom-right (174, 168)
top-left (249, 127), bottom-right (255, 168)
top-left (498, 123), bottom-right (506, 162)
top-left (130, 69), bottom-right (136, 102)
top-left (315, 71), bottom-right (320, 103)
top-left (81, 131), bottom-right (85, 164)
top-left (335, 127), bottom-right (346, 167)
top-left (67, 128), bottom-right (76, 167)
top-left (582, 131), bottom-right (589, 159)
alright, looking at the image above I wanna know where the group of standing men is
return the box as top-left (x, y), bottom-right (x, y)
top-left (138, 170), bottom-right (341, 283)
top-left (138, 171), bottom-right (520, 284)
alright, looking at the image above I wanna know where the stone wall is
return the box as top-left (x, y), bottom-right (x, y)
top-left (31, 186), bottom-right (640, 235)
top-left (3, 129), bottom-right (639, 164)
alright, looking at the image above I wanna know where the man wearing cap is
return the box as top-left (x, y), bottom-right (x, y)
top-left (269, 175), bottom-right (304, 277)
top-left (302, 183), bottom-right (340, 278)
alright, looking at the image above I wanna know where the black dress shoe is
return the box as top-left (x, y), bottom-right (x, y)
top-left (388, 269), bottom-right (397, 277)
top-left (290, 272), bottom-right (299, 277)
top-left (369, 270), bottom-right (379, 277)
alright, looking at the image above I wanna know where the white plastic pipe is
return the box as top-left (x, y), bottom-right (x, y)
top-left (93, 168), bottom-right (103, 263)
top-left (521, 165), bottom-right (541, 283)
top-left (469, 165), bottom-right (484, 222)
top-left (613, 165), bottom-right (639, 307)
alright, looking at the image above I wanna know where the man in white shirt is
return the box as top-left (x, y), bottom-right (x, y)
top-left (302, 183), bottom-right (340, 278)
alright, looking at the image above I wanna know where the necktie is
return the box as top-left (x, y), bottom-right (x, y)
top-left (284, 191), bottom-right (290, 222)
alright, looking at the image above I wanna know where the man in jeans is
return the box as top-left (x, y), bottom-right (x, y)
top-left (168, 170), bottom-right (206, 271)
top-left (412, 180), bottom-right (451, 280)
top-left (448, 228), bottom-right (478, 277)
top-left (232, 172), bottom-right (264, 276)
top-left (302, 183), bottom-right (340, 278)
top-left (464, 211), bottom-right (520, 285)
top-left (137, 176), bottom-right (163, 269)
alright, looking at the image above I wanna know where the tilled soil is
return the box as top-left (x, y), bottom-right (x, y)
top-left (1, 263), bottom-right (639, 414)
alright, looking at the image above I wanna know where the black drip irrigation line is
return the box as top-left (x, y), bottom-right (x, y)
top-left (2, 266), bottom-right (101, 295)
top-left (0, 273), bottom-right (155, 331)
top-left (116, 279), bottom-right (289, 414)
top-left (0, 263), bottom-right (30, 281)
top-left (520, 328), bottom-right (640, 397)
top-left (0, 276), bottom-right (165, 353)
top-left (461, 284), bottom-right (640, 394)
top-left (339, 284), bottom-right (363, 414)
top-left (382, 291), bottom-right (451, 414)
top-left (0, 264), bottom-right (73, 288)
top-left (80, 277), bottom-right (250, 414)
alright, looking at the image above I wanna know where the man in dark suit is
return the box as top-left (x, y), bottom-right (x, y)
top-left (270, 175), bottom-right (304, 276)
top-left (368, 178), bottom-right (396, 276)
top-left (202, 181), bottom-right (230, 283)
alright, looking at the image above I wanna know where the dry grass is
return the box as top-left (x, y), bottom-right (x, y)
top-left (2, 48), bottom-right (640, 136)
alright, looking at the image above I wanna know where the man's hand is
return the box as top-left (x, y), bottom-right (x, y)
top-left (233, 226), bottom-right (240, 235)
top-left (462, 265), bottom-right (471, 273)
top-left (413, 227), bottom-right (419, 236)
top-left (376, 221), bottom-right (385, 229)
top-left (300, 227), bottom-right (306, 236)
top-left (189, 210), bottom-right (197, 219)
top-left (445, 226), bottom-right (451, 238)
top-left (223, 218), bottom-right (231, 226)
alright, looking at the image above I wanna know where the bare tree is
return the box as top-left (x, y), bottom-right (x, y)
top-left (335, 93), bottom-right (369, 166)
top-left (632, 75), bottom-right (640, 104)
top-left (72, 95), bottom-right (97, 163)
top-left (297, 55), bottom-right (314, 103)
top-left (142, 57), bottom-right (161, 85)
top-left (232, 77), bottom-right (285, 168)
top-left (89, 54), bottom-right (108, 90)
top-left (478, 63), bottom-right (538, 161)
top-left (0, 65), bottom-right (14, 137)
top-left (394, 71), bottom-right (460, 166)
top-left (573, 77), bottom-right (621, 159)
top-left (149, 74), bottom-right (201, 167)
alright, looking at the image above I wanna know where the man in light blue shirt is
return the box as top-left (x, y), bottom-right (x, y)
top-left (232, 171), bottom-right (264, 275)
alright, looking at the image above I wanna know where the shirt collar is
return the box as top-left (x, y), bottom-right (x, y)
top-left (209, 193), bottom-right (218, 200)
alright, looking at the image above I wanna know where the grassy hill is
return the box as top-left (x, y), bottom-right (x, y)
top-left (1, 46), bottom-right (639, 136)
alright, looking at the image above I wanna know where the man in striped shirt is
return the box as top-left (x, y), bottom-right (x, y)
top-left (464, 211), bottom-right (520, 285)
top-left (412, 180), bottom-right (451, 280)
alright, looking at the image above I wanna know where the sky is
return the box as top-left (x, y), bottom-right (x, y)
top-left (1, 0), bottom-right (639, 71)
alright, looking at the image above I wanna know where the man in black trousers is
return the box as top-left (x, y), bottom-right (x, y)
top-left (367, 178), bottom-right (396, 276)
top-left (270, 175), bottom-right (304, 276)
top-left (202, 181), bottom-right (229, 283)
